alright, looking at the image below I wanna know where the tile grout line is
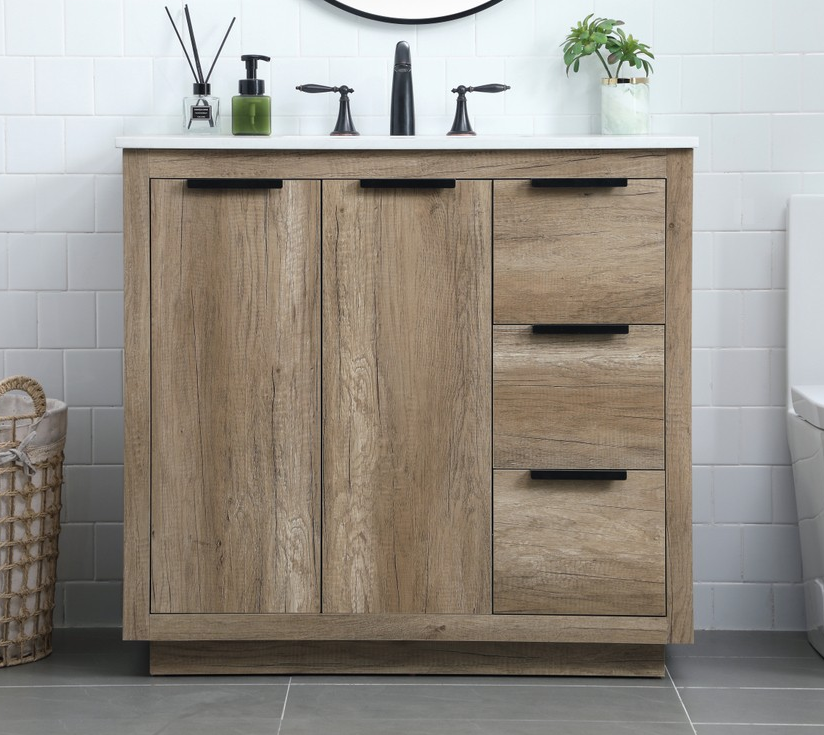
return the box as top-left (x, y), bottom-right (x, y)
top-left (286, 682), bottom-right (670, 688)
top-left (666, 664), bottom-right (697, 735)
top-left (692, 723), bottom-right (824, 728)
top-left (276, 677), bottom-right (292, 735)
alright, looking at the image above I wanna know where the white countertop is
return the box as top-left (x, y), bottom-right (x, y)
top-left (116, 134), bottom-right (698, 150)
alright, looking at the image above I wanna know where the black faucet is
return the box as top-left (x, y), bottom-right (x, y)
top-left (296, 84), bottom-right (359, 136)
top-left (390, 41), bottom-right (415, 136)
top-left (447, 84), bottom-right (511, 136)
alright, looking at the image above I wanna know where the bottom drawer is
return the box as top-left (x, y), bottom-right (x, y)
top-left (493, 470), bottom-right (666, 616)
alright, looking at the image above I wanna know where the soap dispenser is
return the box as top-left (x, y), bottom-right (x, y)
top-left (232, 54), bottom-right (271, 136)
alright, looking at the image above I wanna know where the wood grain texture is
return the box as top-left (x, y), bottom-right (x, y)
top-left (322, 179), bottom-right (492, 614)
top-left (150, 641), bottom-right (666, 676)
top-left (665, 150), bottom-right (694, 644)
top-left (493, 470), bottom-right (666, 616)
top-left (146, 149), bottom-right (668, 182)
top-left (123, 150), bottom-right (151, 639)
top-left (493, 326), bottom-right (665, 470)
top-left (149, 180), bottom-right (320, 614)
top-left (146, 611), bottom-right (669, 644)
top-left (494, 179), bottom-right (666, 324)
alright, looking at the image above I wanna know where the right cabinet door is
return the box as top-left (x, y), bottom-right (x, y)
top-left (322, 179), bottom-right (492, 615)
top-left (492, 178), bottom-right (667, 617)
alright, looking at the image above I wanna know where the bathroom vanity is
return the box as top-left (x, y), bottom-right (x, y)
top-left (118, 136), bottom-right (695, 676)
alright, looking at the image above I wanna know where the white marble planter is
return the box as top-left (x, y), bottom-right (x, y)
top-left (601, 78), bottom-right (650, 135)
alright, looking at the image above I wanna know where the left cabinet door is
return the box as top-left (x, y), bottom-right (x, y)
top-left (149, 179), bottom-right (321, 614)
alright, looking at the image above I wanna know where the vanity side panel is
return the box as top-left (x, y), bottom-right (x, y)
top-left (666, 149), bottom-right (694, 644)
top-left (123, 149), bottom-right (151, 639)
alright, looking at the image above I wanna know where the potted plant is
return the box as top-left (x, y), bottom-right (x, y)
top-left (562, 14), bottom-right (654, 135)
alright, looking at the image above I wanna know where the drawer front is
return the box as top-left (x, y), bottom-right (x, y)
top-left (493, 470), bottom-right (666, 616)
top-left (494, 179), bottom-right (665, 325)
top-left (493, 325), bottom-right (664, 470)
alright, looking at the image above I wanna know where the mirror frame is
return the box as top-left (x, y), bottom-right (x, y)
top-left (322, 0), bottom-right (505, 25)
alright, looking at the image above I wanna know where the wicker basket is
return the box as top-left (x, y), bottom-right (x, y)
top-left (0, 376), bottom-right (67, 667)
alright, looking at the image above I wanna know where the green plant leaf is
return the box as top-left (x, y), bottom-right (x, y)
top-left (561, 14), bottom-right (644, 76)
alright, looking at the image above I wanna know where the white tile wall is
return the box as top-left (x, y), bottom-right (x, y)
top-left (38, 292), bottom-right (96, 347)
top-left (63, 465), bottom-right (124, 522)
top-left (0, 0), bottom-right (816, 630)
top-left (6, 117), bottom-right (65, 173)
top-left (7, 234), bottom-right (67, 290)
top-left (36, 58), bottom-right (95, 115)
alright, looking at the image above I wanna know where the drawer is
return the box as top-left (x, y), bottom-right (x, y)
top-left (493, 325), bottom-right (664, 470)
top-left (493, 178), bottom-right (665, 325)
top-left (493, 470), bottom-right (666, 616)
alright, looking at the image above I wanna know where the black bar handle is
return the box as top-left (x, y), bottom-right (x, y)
top-left (531, 178), bottom-right (628, 188)
top-left (360, 179), bottom-right (456, 189)
top-left (531, 324), bottom-right (629, 335)
top-left (530, 470), bottom-right (628, 481)
top-left (187, 179), bottom-right (283, 190)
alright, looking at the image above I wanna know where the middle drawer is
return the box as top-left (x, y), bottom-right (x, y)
top-left (493, 325), bottom-right (665, 470)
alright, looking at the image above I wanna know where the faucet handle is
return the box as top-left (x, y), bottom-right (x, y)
top-left (451, 84), bottom-right (511, 95)
top-left (296, 84), bottom-right (359, 137)
top-left (296, 84), bottom-right (354, 96)
top-left (447, 83), bottom-right (511, 137)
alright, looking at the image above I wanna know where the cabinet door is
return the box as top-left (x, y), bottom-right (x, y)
top-left (150, 179), bottom-right (320, 614)
top-left (322, 180), bottom-right (492, 614)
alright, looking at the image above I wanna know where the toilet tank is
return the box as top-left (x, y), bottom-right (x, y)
top-left (787, 196), bottom-right (824, 404)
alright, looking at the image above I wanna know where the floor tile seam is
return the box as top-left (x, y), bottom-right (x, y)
top-left (0, 683), bottom-right (291, 689)
top-left (277, 718), bottom-right (700, 725)
top-left (278, 716), bottom-right (695, 733)
top-left (676, 686), bottom-right (824, 691)
top-left (666, 665), bottom-right (697, 735)
top-left (285, 682), bottom-right (670, 688)
top-left (691, 722), bottom-right (824, 727)
top-left (276, 677), bottom-right (292, 735)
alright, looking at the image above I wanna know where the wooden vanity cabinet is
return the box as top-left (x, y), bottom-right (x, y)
top-left (123, 147), bottom-right (693, 677)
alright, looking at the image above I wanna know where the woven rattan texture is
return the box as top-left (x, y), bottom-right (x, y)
top-left (1, 403), bottom-right (63, 668)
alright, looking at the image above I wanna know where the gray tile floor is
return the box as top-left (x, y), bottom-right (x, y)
top-left (1, 630), bottom-right (823, 734)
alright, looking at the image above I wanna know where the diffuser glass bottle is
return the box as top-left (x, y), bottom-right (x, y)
top-left (184, 82), bottom-right (220, 134)
top-left (165, 5), bottom-right (235, 136)
top-left (233, 54), bottom-right (271, 136)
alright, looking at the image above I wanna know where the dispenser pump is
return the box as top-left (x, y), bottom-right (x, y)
top-left (239, 54), bottom-right (270, 95)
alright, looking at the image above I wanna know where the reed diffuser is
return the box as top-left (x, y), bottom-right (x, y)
top-left (165, 5), bottom-right (235, 134)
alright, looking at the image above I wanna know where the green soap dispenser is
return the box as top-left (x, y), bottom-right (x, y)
top-left (233, 54), bottom-right (271, 135)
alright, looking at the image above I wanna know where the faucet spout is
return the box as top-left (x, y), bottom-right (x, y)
top-left (390, 41), bottom-right (415, 136)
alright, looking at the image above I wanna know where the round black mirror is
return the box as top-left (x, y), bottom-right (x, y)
top-left (322, 0), bottom-right (505, 24)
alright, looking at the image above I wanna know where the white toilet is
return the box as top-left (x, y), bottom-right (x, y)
top-left (787, 196), bottom-right (824, 656)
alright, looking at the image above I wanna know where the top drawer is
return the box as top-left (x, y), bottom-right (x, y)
top-left (494, 179), bottom-right (666, 325)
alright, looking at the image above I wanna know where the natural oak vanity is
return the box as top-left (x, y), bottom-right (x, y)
top-left (119, 135), bottom-right (695, 676)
